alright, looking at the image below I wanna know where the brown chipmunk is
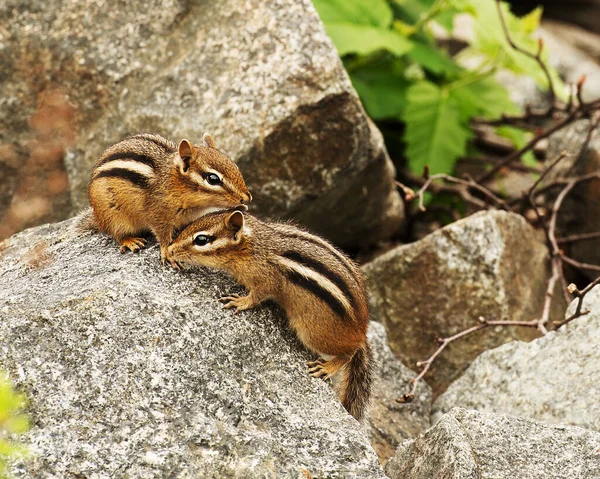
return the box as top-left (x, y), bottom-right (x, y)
top-left (88, 133), bottom-right (251, 267)
top-left (168, 210), bottom-right (374, 420)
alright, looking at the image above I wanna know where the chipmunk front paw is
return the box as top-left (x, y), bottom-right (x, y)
top-left (218, 294), bottom-right (254, 314)
top-left (161, 248), bottom-right (183, 270)
top-left (119, 237), bottom-right (147, 253)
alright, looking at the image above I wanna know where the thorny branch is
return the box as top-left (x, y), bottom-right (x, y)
top-left (396, 2), bottom-right (600, 404)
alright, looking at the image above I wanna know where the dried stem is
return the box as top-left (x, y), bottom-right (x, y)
top-left (397, 317), bottom-right (541, 403)
top-left (557, 231), bottom-right (600, 245)
top-left (553, 277), bottom-right (600, 329)
top-left (495, 0), bottom-right (556, 105)
top-left (397, 172), bottom-right (510, 213)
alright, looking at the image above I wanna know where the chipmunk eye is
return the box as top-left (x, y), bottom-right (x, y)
top-left (193, 234), bottom-right (213, 246)
top-left (202, 172), bottom-right (222, 186)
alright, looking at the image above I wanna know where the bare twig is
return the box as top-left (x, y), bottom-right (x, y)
top-left (557, 231), bottom-right (600, 245)
top-left (397, 172), bottom-right (510, 212)
top-left (495, 0), bottom-right (556, 105)
top-left (476, 112), bottom-right (580, 184)
top-left (397, 316), bottom-right (541, 403)
top-left (553, 277), bottom-right (600, 329)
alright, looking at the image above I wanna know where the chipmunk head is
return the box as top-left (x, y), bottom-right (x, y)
top-left (173, 133), bottom-right (251, 210)
top-left (168, 210), bottom-right (249, 269)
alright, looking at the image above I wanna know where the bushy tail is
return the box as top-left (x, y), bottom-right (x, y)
top-left (73, 207), bottom-right (98, 233)
top-left (340, 341), bottom-right (374, 421)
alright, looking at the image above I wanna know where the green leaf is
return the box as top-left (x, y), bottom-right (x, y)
top-left (390, 0), bottom-right (431, 25)
top-left (461, 1), bottom-right (565, 96)
top-left (402, 81), bottom-right (472, 174)
top-left (496, 126), bottom-right (537, 167)
top-left (312, 0), bottom-right (393, 27)
top-left (449, 75), bottom-right (519, 122)
top-left (433, 7), bottom-right (459, 31)
top-left (350, 67), bottom-right (408, 119)
top-left (407, 41), bottom-right (461, 76)
top-left (324, 23), bottom-right (413, 56)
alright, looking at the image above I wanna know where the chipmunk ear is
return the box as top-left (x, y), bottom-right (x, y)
top-left (225, 211), bottom-right (245, 237)
top-left (175, 139), bottom-right (196, 174)
top-left (202, 133), bottom-right (216, 148)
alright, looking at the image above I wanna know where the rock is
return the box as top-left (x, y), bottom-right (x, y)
top-left (539, 24), bottom-right (600, 103)
top-left (0, 219), bottom-right (386, 478)
top-left (432, 285), bottom-right (600, 431)
top-left (543, 19), bottom-right (600, 64)
top-left (0, 0), bottom-right (403, 250)
top-left (527, 0), bottom-right (600, 35)
top-left (385, 408), bottom-right (600, 479)
top-left (366, 322), bottom-right (431, 464)
top-left (545, 119), bottom-right (600, 280)
top-left (362, 210), bottom-right (563, 395)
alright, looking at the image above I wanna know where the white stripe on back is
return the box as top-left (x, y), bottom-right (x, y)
top-left (276, 256), bottom-right (353, 315)
top-left (95, 160), bottom-right (154, 178)
top-left (275, 224), bottom-right (359, 280)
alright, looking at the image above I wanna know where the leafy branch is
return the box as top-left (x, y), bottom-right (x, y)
top-left (314, 0), bottom-right (564, 178)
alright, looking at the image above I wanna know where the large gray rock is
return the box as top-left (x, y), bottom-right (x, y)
top-left (545, 119), bottom-right (600, 280)
top-left (363, 210), bottom-right (561, 394)
top-left (0, 219), bottom-right (386, 479)
top-left (367, 322), bottom-right (431, 464)
top-left (0, 0), bottom-right (403, 250)
top-left (433, 285), bottom-right (600, 431)
top-left (385, 408), bottom-right (600, 479)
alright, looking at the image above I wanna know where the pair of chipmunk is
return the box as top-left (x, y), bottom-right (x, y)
top-left (87, 133), bottom-right (373, 420)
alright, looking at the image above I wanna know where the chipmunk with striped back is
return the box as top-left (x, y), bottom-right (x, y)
top-left (168, 210), bottom-right (374, 420)
top-left (87, 133), bottom-right (251, 267)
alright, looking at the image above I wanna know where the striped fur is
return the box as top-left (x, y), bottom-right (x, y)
top-left (281, 250), bottom-right (357, 310)
top-left (88, 133), bottom-right (250, 264)
top-left (268, 224), bottom-right (364, 287)
top-left (96, 151), bottom-right (157, 169)
top-left (93, 168), bottom-right (150, 188)
top-left (281, 265), bottom-right (348, 318)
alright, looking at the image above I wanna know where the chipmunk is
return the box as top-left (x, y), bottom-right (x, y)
top-left (88, 133), bottom-right (251, 267)
top-left (168, 210), bottom-right (374, 420)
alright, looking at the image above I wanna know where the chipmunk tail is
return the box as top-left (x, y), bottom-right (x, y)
top-left (340, 340), bottom-right (374, 421)
top-left (74, 207), bottom-right (98, 233)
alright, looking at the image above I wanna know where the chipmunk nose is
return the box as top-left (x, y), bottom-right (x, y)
top-left (241, 192), bottom-right (252, 203)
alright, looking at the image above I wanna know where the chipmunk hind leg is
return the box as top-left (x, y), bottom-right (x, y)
top-left (111, 216), bottom-right (149, 253)
top-left (307, 355), bottom-right (349, 381)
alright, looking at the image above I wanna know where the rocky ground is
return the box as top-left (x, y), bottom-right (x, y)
top-left (2, 0), bottom-right (600, 478)
top-left (1, 209), bottom-right (599, 478)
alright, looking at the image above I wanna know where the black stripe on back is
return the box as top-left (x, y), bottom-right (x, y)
top-left (283, 268), bottom-right (347, 319)
top-left (97, 151), bottom-right (157, 169)
top-left (282, 250), bottom-right (356, 309)
top-left (93, 168), bottom-right (149, 188)
top-left (275, 228), bottom-right (361, 284)
top-left (128, 135), bottom-right (176, 152)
